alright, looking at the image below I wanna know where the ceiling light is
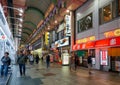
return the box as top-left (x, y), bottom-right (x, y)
top-left (19, 13), bottom-right (23, 16)
top-left (19, 24), bottom-right (22, 27)
top-left (48, 27), bottom-right (50, 30)
top-left (66, 9), bottom-right (70, 13)
top-left (18, 8), bottom-right (24, 13)
top-left (19, 18), bottom-right (23, 22)
top-left (18, 29), bottom-right (22, 32)
top-left (55, 20), bottom-right (57, 23)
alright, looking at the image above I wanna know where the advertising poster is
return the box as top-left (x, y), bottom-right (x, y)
top-left (100, 50), bottom-right (108, 65)
top-left (115, 61), bottom-right (120, 71)
top-left (62, 50), bottom-right (70, 65)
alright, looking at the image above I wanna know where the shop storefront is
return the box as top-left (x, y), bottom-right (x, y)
top-left (55, 37), bottom-right (70, 65)
top-left (73, 35), bottom-right (120, 71)
top-left (73, 36), bottom-right (96, 68)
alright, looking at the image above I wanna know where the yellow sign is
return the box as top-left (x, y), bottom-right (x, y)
top-left (76, 36), bottom-right (95, 44)
top-left (45, 32), bottom-right (49, 45)
top-left (104, 29), bottom-right (120, 38)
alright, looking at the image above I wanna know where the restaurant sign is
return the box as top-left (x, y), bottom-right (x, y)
top-left (76, 36), bottom-right (95, 44)
top-left (104, 28), bottom-right (120, 38)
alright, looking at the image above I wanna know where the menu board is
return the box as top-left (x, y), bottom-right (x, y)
top-left (100, 50), bottom-right (108, 65)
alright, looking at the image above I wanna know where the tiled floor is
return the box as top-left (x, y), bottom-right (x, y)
top-left (8, 62), bottom-right (120, 85)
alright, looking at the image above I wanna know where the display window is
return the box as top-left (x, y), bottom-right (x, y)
top-left (99, 0), bottom-right (119, 25)
top-left (103, 5), bottom-right (112, 22)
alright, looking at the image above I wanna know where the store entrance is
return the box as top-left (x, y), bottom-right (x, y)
top-left (77, 49), bottom-right (95, 67)
top-left (108, 47), bottom-right (120, 72)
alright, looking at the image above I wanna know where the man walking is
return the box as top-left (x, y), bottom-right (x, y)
top-left (1, 52), bottom-right (11, 77)
top-left (87, 53), bottom-right (92, 74)
top-left (46, 54), bottom-right (50, 69)
top-left (17, 51), bottom-right (27, 76)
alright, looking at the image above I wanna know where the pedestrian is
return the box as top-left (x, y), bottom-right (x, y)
top-left (17, 51), bottom-right (27, 76)
top-left (87, 53), bottom-right (92, 74)
top-left (74, 52), bottom-right (79, 71)
top-left (28, 53), bottom-right (34, 65)
top-left (1, 52), bottom-right (11, 77)
top-left (35, 54), bottom-right (40, 64)
top-left (69, 52), bottom-right (74, 71)
top-left (46, 54), bottom-right (50, 68)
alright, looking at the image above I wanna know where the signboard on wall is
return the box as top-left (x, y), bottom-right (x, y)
top-left (76, 36), bottom-right (95, 44)
top-left (55, 37), bottom-right (69, 47)
top-left (57, 23), bottom-right (65, 32)
top-left (104, 28), bottom-right (120, 38)
top-left (100, 50), bottom-right (108, 65)
top-left (65, 14), bottom-right (71, 36)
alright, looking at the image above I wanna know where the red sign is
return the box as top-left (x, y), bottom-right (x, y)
top-left (95, 36), bottom-right (120, 47)
top-left (72, 37), bottom-right (120, 51)
top-left (72, 44), bottom-right (77, 51)
top-left (95, 39), bottom-right (109, 47)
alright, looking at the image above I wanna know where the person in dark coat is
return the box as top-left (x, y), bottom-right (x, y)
top-left (17, 51), bottom-right (27, 76)
top-left (46, 54), bottom-right (50, 68)
top-left (1, 52), bottom-right (11, 77)
top-left (87, 53), bottom-right (92, 74)
top-left (35, 54), bottom-right (40, 64)
top-left (74, 52), bottom-right (79, 71)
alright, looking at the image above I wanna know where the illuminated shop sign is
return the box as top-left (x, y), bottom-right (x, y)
top-left (95, 37), bottom-right (120, 47)
top-left (73, 36), bottom-right (120, 51)
top-left (76, 36), bottom-right (95, 44)
top-left (72, 41), bottom-right (95, 50)
top-left (57, 23), bottom-right (64, 32)
top-left (104, 29), bottom-right (120, 38)
top-left (65, 14), bottom-right (71, 36)
top-left (45, 32), bottom-right (49, 45)
top-left (100, 50), bottom-right (108, 65)
top-left (55, 37), bottom-right (69, 47)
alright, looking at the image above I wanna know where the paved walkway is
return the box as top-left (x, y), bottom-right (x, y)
top-left (0, 66), bottom-right (12, 85)
top-left (8, 62), bottom-right (120, 85)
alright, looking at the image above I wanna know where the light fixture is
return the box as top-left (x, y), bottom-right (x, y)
top-left (19, 18), bottom-right (23, 22)
top-left (3, 6), bottom-right (24, 13)
top-left (66, 9), bottom-right (70, 13)
top-left (19, 13), bottom-right (23, 16)
top-left (48, 27), bottom-right (50, 30)
top-left (55, 20), bottom-right (57, 24)
top-left (18, 8), bottom-right (24, 13)
top-left (19, 24), bottom-right (22, 27)
top-left (18, 29), bottom-right (22, 32)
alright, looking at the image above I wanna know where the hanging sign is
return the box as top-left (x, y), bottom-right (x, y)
top-left (65, 14), bottom-right (71, 36)
top-left (55, 37), bottom-right (69, 47)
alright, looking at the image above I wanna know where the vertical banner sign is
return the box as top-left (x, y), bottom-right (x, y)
top-left (65, 15), bottom-right (71, 36)
top-left (100, 50), bottom-right (108, 65)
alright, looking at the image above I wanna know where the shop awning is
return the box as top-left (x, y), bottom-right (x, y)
top-left (72, 36), bottom-right (120, 51)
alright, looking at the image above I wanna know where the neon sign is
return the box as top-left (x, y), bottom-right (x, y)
top-left (76, 36), bottom-right (95, 44)
top-left (104, 29), bottom-right (120, 38)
